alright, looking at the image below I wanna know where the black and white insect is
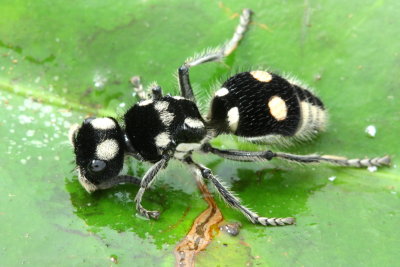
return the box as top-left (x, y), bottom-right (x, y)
top-left (69, 9), bottom-right (390, 226)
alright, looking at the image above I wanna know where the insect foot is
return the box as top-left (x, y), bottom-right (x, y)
top-left (257, 217), bottom-right (295, 226)
top-left (137, 204), bottom-right (160, 220)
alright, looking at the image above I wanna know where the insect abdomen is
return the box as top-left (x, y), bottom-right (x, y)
top-left (207, 71), bottom-right (327, 141)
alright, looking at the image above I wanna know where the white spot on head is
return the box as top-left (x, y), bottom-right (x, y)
top-left (215, 87), bottom-right (229, 97)
top-left (96, 139), bottom-right (119, 160)
top-left (138, 99), bottom-right (153, 106)
top-left (184, 118), bottom-right (204, 128)
top-left (365, 125), bottom-right (376, 137)
top-left (250, 70), bottom-right (272, 82)
top-left (155, 132), bottom-right (171, 148)
top-left (90, 118), bottom-right (116, 130)
top-left (268, 96), bottom-right (287, 121)
top-left (227, 107), bottom-right (239, 132)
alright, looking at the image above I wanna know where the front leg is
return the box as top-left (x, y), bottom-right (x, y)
top-left (134, 155), bottom-right (170, 219)
top-left (131, 76), bottom-right (163, 101)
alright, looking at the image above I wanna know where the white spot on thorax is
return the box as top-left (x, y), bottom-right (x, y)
top-left (174, 143), bottom-right (201, 159)
top-left (250, 70), bottom-right (272, 82)
top-left (184, 118), bottom-right (204, 128)
top-left (227, 107), bottom-right (239, 132)
top-left (215, 87), bottom-right (229, 97)
top-left (96, 139), bottom-right (119, 160)
top-left (268, 96), bottom-right (287, 121)
top-left (155, 132), bottom-right (171, 148)
top-left (138, 99), bottom-right (153, 106)
top-left (154, 101), bottom-right (169, 112)
top-left (91, 118), bottom-right (116, 130)
top-left (155, 101), bottom-right (174, 126)
top-left (176, 143), bottom-right (201, 152)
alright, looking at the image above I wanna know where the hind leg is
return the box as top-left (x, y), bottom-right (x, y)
top-left (179, 9), bottom-right (253, 101)
top-left (201, 143), bottom-right (391, 167)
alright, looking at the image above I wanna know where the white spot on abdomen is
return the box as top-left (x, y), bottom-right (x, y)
top-left (268, 96), bottom-right (287, 121)
top-left (227, 107), bottom-right (239, 132)
top-left (250, 70), bottom-right (272, 82)
top-left (96, 139), bottom-right (119, 160)
top-left (155, 132), bottom-right (171, 148)
top-left (91, 118), bottom-right (116, 130)
top-left (215, 87), bottom-right (229, 97)
top-left (184, 118), bottom-right (204, 128)
top-left (296, 101), bottom-right (327, 138)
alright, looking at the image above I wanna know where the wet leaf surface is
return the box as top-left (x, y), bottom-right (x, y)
top-left (1, 0), bottom-right (399, 266)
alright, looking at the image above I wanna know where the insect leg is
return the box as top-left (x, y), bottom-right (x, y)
top-left (130, 76), bottom-right (147, 100)
top-left (178, 8), bottom-right (252, 101)
top-left (201, 143), bottom-right (391, 167)
top-left (131, 76), bottom-right (163, 101)
top-left (185, 157), bottom-right (295, 226)
top-left (151, 84), bottom-right (163, 100)
top-left (134, 155), bottom-right (170, 219)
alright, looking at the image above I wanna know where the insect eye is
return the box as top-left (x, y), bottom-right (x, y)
top-left (88, 159), bottom-right (106, 173)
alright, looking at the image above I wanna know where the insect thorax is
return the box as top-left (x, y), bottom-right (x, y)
top-left (124, 96), bottom-right (207, 162)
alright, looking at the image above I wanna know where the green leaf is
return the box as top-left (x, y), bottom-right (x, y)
top-left (1, 0), bottom-right (399, 266)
